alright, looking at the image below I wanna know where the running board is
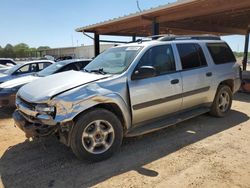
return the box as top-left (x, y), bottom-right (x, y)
top-left (126, 107), bottom-right (210, 137)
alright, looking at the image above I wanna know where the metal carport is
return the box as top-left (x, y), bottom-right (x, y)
top-left (76, 0), bottom-right (250, 70)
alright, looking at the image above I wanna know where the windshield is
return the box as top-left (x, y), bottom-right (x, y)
top-left (84, 46), bottom-right (142, 74)
top-left (4, 64), bottom-right (22, 75)
top-left (37, 61), bottom-right (69, 77)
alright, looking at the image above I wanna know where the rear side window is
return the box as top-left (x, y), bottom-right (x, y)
top-left (59, 63), bottom-right (78, 72)
top-left (206, 43), bottom-right (236, 64)
top-left (38, 62), bottom-right (52, 71)
top-left (177, 43), bottom-right (207, 70)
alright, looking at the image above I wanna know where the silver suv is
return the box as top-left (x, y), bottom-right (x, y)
top-left (13, 35), bottom-right (241, 161)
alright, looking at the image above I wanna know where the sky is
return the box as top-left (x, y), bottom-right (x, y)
top-left (0, 0), bottom-right (249, 52)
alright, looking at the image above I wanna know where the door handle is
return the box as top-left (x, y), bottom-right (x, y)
top-left (171, 79), bottom-right (179, 84)
top-left (206, 72), bottom-right (212, 77)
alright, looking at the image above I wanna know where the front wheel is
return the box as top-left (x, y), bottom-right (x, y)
top-left (70, 109), bottom-right (123, 162)
top-left (210, 85), bottom-right (232, 117)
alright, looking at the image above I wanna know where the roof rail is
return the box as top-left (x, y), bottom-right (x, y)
top-left (147, 34), bottom-right (174, 40)
top-left (157, 35), bottom-right (221, 41)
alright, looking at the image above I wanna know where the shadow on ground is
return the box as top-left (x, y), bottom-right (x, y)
top-left (234, 92), bottom-right (250, 103)
top-left (0, 107), bottom-right (15, 119)
top-left (0, 108), bottom-right (249, 188)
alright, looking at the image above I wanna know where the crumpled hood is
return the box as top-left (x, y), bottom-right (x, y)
top-left (0, 75), bottom-right (39, 89)
top-left (18, 71), bottom-right (109, 103)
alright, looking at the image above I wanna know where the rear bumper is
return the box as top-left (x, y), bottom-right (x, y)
top-left (13, 110), bottom-right (58, 138)
top-left (0, 93), bottom-right (16, 107)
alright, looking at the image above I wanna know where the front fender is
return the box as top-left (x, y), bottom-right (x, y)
top-left (53, 92), bottom-right (132, 130)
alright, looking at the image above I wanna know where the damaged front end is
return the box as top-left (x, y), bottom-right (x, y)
top-left (13, 96), bottom-right (59, 138)
top-left (13, 110), bottom-right (57, 138)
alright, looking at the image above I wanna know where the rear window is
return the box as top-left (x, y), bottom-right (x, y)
top-left (206, 43), bottom-right (236, 64)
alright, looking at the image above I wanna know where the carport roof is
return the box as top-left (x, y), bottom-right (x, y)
top-left (76, 0), bottom-right (250, 36)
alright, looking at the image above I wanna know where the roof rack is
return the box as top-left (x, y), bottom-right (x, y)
top-left (157, 35), bottom-right (221, 41)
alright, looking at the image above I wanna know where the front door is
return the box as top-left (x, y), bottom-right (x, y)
top-left (128, 44), bottom-right (183, 125)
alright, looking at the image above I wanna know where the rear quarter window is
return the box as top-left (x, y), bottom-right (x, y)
top-left (206, 43), bottom-right (236, 64)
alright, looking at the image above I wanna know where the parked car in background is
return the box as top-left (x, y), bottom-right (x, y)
top-left (0, 58), bottom-right (16, 66)
top-left (0, 59), bottom-right (91, 107)
top-left (0, 60), bottom-right (54, 84)
top-left (0, 64), bottom-right (11, 73)
top-left (13, 35), bottom-right (241, 162)
top-left (55, 56), bottom-right (73, 62)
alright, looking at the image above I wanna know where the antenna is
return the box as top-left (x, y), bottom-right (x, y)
top-left (136, 0), bottom-right (142, 12)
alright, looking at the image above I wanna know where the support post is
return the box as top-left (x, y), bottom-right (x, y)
top-left (132, 35), bottom-right (136, 42)
top-left (152, 19), bottom-right (159, 39)
top-left (243, 30), bottom-right (249, 71)
top-left (94, 33), bottom-right (100, 57)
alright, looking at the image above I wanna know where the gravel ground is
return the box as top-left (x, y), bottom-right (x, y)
top-left (0, 92), bottom-right (250, 188)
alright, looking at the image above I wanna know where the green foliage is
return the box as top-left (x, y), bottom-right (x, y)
top-left (37, 46), bottom-right (50, 51)
top-left (0, 43), bottom-right (50, 58)
top-left (14, 43), bottom-right (29, 58)
top-left (234, 51), bottom-right (250, 58)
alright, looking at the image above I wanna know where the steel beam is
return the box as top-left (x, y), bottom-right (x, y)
top-left (132, 35), bottom-right (136, 42)
top-left (152, 20), bottom-right (160, 38)
top-left (243, 30), bottom-right (250, 71)
top-left (94, 33), bottom-right (100, 57)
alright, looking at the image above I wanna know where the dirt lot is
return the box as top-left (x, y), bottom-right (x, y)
top-left (0, 93), bottom-right (250, 188)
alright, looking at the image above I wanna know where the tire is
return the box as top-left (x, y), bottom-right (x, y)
top-left (70, 109), bottom-right (123, 162)
top-left (210, 85), bottom-right (232, 117)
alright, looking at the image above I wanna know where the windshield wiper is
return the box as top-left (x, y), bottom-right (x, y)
top-left (84, 68), bottom-right (107, 75)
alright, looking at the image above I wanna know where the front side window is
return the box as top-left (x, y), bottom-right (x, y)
top-left (18, 64), bottom-right (30, 74)
top-left (177, 43), bottom-right (207, 70)
top-left (136, 44), bottom-right (176, 75)
top-left (206, 43), bottom-right (236, 64)
top-left (15, 64), bottom-right (38, 75)
top-left (84, 46), bottom-right (142, 74)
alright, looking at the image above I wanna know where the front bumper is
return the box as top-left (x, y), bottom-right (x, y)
top-left (0, 93), bottom-right (16, 107)
top-left (13, 110), bottom-right (58, 138)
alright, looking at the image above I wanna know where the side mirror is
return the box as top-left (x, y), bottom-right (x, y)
top-left (132, 66), bottom-right (157, 80)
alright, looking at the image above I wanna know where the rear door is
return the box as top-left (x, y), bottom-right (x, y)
top-left (175, 43), bottom-right (213, 110)
top-left (128, 44), bottom-right (183, 124)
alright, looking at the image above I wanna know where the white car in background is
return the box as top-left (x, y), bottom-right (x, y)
top-left (0, 65), bottom-right (11, 73)
top-left (0, 60), bottom-right (54, 84)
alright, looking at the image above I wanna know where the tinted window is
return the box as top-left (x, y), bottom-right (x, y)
top-left (59, 63), bottom-right (78, 72)
top-left (0, 60), bottom-right (16, 66)
top-left (206, 43), bottom-right (236, 64)
top-left (75, 61), bottom-right (91, 70)
top-left (177, 43), bottom-right (207, 70)
top-left (137, 45), bottom-right (176, 75)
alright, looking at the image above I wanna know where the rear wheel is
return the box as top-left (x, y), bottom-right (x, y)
top-left (70, 109), bottom-right (123, 162)
top-left (210, 85), bottom-right (232, 117)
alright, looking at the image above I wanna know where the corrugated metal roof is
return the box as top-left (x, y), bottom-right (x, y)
top-left (75, 0), bottom-right (195, 32)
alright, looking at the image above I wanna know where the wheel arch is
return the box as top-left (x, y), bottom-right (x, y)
top-left (73, 102), bottom-right (129, 133)
top-left (218, 79), bottom-right (234, 92)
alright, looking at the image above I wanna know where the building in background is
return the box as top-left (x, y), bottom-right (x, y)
top-left (40, 44), bottom-right (114, 59)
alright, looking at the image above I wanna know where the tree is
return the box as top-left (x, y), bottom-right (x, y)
top-left (14, 43), bottom-right (29, 58)
top-left (37, 46), bottom-right (50, 51)
top-left (3, 44), bottom-right (15, 58)
top-left (0, 46), bottom-right (3, 58)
